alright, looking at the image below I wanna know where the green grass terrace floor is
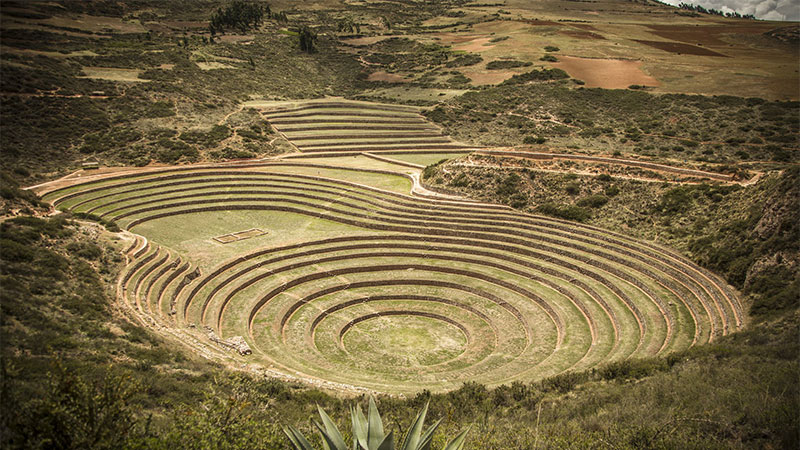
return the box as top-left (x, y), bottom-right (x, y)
top-left (37, 156), bottom-right (743, 395)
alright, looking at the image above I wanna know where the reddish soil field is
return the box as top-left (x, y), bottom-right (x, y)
top-left (644, 24), bottom-right (730, 46)
top-left (646, 23), bottom-right (778, 43)
top-left (634, 40), bottom-right (727, 57)
top-left (561, 30), bottom-right (606, 40)
top-left (552, 56), bottom-right (659, 89)
top-left (515, 19), bottom-right (560, 26)
top-left (570, 24), bottom-right (601, 32)
top-left (435, 33), bottom-right (482, 44)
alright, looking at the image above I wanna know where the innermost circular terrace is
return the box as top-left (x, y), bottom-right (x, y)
top-left (341, 313), bottom-right (469, 368)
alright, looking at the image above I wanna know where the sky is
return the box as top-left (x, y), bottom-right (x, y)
top-left (661, 0), bottom-right (800, 21)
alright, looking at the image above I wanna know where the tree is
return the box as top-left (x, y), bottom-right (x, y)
top-left (209, 1), bottom-right (268, 34)
top-left (298, 26), bottom-right (317, 53)
top-left (283, 397), bottom-right (469, 450)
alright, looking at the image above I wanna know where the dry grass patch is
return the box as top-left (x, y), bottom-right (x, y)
top-left (341, 35), bottom-right (401, 46)
top-left (367, 71), bottom-right (409, 82)
top-left (218, 35), bottom-right (254, 44)
top-left (196, 61), bottom-right (236, 71)
top-left (42, 14), bottom-right (147, 34)
top-left (560, 29), bottom-right (606, 40)
top-left (464, 69), bottom-right (517, 85)
top-left (79, 67), bottom-right (148, 82)
top-left (0, 46), bottom-right (98, 58)
top-left (453, 37), bottom-right (495, 53)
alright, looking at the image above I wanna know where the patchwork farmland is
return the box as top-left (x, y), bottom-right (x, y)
top-left (39, 156), bottom-right (743, 394)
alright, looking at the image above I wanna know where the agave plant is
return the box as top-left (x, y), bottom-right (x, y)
top-left (283, 397), bottom-right (469, 450)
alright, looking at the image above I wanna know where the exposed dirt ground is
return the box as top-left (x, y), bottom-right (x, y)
top-left (552, 56), bottom-right (659, 89)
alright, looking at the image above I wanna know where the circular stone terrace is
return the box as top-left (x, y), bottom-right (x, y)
top-left (34, 100), bottom-right (743, 395)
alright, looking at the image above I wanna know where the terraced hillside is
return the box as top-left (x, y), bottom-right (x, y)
top-left (37, 159), bottom-right (743, 394)
top-left (259, 99), bottom-right (476, 155)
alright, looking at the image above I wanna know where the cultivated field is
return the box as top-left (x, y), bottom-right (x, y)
top-left (39, 154), bottom-right (743, 394)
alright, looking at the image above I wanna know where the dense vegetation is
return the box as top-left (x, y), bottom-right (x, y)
top-left (425, 84), bottom-right (799, 166)
top-left (209, 1), bottom-right (269, 34)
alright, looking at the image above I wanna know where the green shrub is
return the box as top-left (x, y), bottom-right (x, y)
top-left (577, 194), bottom-right (609, 208)
top-left (598, 358), bottom-right (671, 381)
top-left (539, 54), bottom-right (558, 62)
top-left (748, 266), bottom-right (800, 314)
top-left (447, 73), bottom-right (471, 85)
top-left (523, 135), bottom-right (547, 145)
top-left (657, 186), bottom-right (694, 214)
top-left (536, 203), bottom-right (590, 222)
top-left (508, 192), bottom-right (528, 209)
top-left (445, 53), bottom-right (482, 67)
top-left (3, 366), bottom-right (141, 449)
top-left (605, 184), bottom-right (620, 196)
top-left (422, 159), bottom-right (449, 180)
top-left (449, 173), bottom-right (470, 188)
top-left (539, 371), bottom-right (588, 393)
top-left (66, 242), bottom-right (102, 260)
top-left (145, 101), bottom-right (176, 118)
top-left (565, 181), bottom-right (580, 195)
top-left (771, 147), bottom-right (792, 162)
top-left (501, 68), bottom-right (568, 85)
top-left (496, 173), bottom-right (521, 197)
top-left (486, 60), bottom-right (532, 70)
top-left (597, 174), bottom-right (613, 182)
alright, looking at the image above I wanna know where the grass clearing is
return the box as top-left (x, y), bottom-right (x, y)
top-left (79, 66), bottom-right (148, 82)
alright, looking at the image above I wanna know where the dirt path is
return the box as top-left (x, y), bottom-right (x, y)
top-left (1, 92), bottom-right (111, 99)
top-left (478, 149), bottom-right (739, 182)
top-left (450, 161), bottom-right (718, 185)
top-left (361, 152), bottom-right (426, 169)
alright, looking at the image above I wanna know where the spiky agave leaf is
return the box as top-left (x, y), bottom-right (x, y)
top-left (352, 404), bottom-right (369, 450)
top-left (377, 430), bottom-right (395, 450)
top-left (415, 418), bottom-right (442, 450)
top-left (314, 404), bottom-right (348, 450)
top-left (400, 402), bottom-right (439, 450)
top-left (283, 425), bottom-right (315, 450)
top-left (367, 397), bottom-right (386, 449)
top-left (284, 397), bottom-right (468, 450)
top-left (442, 427), bottom-right (470, 450)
